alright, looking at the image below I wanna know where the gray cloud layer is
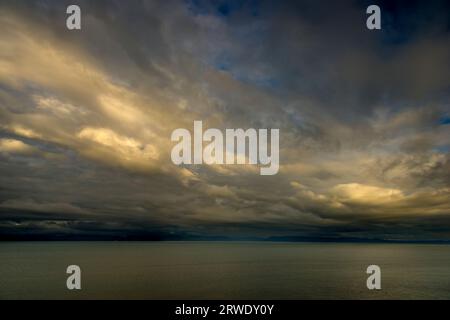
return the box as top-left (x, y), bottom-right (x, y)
top-left (0, 0), bottom-right (449, 240)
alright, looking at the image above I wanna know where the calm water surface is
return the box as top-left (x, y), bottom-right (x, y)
top-left (0, 241), bottom-right (449, 299)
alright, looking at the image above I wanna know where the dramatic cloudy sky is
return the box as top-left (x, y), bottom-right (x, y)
top-left (0, 0), bottom-right (449, 241)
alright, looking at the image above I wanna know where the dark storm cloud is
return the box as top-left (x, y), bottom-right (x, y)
top-left (0, 0), bottom-right (449, 241)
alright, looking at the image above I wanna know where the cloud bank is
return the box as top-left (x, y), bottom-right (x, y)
top-left (0, 0), bottom-right (449, 241)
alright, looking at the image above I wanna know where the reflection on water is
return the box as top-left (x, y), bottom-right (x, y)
top-left (0, 241), bottom-right (449, 299)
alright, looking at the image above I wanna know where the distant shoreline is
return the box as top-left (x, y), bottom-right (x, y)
top-left (1, 237), bottom-right (450, 244)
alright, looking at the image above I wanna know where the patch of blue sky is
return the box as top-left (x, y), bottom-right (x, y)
top-left (434, 145), bottom-right (450, 153)
top-left (185, 0), bottom-right (261, 18)
top-left (439, 115), bottom-right (450, 125)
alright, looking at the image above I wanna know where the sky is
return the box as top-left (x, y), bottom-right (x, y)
top-left (0, 0), bottom-right (449, 241)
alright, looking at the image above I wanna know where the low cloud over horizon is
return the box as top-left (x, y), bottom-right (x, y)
top-left (0, 0), bottom-right (449, 241)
